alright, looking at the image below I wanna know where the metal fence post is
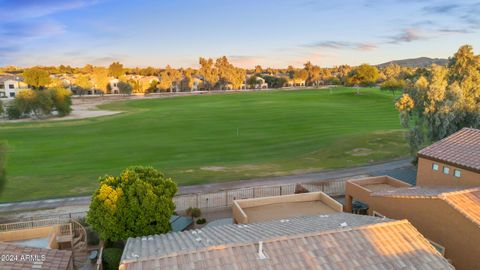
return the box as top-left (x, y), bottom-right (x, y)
top-left (225, 191), bottom-right (228, 207)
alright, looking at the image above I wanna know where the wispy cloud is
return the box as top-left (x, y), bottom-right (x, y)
top-left (423, 4), bottom-right (460, 15)
top-left (0, 0), bottom-right (101, 21)
top-left (1, 21), bottom-right (65, 38)
top-left (229, 55), bottom-right (265, 68)
top-left (303, 41), bottom-right (377, 51)
top-left (385, 28), bottom-right (428, 44)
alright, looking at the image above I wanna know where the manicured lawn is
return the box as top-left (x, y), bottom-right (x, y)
top-left (0, 87), bottom-right (408, 202)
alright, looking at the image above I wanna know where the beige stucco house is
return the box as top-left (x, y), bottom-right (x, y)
top-left (416, 128), bottom-right (480, 187)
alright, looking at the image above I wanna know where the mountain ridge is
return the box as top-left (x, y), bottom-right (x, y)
top-left (377, 57), bottom-right (448, 68)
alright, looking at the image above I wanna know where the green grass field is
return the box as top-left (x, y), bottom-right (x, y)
top-left (0, 87), bottom-right (409, 202)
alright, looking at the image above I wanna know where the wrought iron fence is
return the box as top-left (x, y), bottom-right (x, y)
top-left (1, 178), bottom-right (347, 223)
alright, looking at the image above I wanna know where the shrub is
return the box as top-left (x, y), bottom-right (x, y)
top-left (102, 248), bottom-right (123, 270)
top-left (87, 166), bottom-right (178, 241)
top-left (6, 106), bottom-right (21, 119)
top-left (196, 218), bottom-right (206, 225)
top-left (186, 207), bottom-right (201, 218)
top-left (50, 88), bottom-right (72, 116)
top-left (36, 90), bottom-right (54, 115)
top-left (15, 89), bottom-right (37, 115)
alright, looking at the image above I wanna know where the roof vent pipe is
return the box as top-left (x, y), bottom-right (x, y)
top-left (258, 241), bottom-right (267, 259)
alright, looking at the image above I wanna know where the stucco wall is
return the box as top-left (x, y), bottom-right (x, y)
top-left (345, 194), bottom-right (480, 270)
top-left (0, 226), bottom-right (59, 249)
top-left (232, 192), bottom-right (342, 224)
top-left (417, 158), bottom-right (480, 187)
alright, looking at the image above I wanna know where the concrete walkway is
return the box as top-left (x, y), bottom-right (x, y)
top-left (0, 158), bottom-right (414, 213)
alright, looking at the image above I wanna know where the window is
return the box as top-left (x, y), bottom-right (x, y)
top-left (9, 92), bottom-right (15, 97)
top-left (8, 84), bottom-right (14, 89)
top-left (454, 169), bottom-right (461, 178)
top-left (428, 239), bottom-right (445, 256)
top-left (432, 163), bottom-right (439, 171)
top-left (373, 211), bottom-right (385, 218)
top-left (0, 84), bottom-right (4, 89)
top-left (443, 166), bottom-right (450, 174)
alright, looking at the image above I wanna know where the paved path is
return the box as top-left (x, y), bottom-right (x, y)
top-left (0, 158), bottom-right (414, 213)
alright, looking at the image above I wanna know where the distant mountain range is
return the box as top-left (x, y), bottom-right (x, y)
top-left (377, 57), bottom-right (448, 68)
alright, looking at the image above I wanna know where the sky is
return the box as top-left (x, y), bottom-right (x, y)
top-left (0, 0), bottom-right (479, 68)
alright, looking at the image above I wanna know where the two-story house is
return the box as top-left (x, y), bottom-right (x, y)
top-left (0, 75), bottom-right (28, 99)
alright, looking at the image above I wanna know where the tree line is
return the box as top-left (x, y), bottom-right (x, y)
top-left (2, 56), bottom-right (421, 95)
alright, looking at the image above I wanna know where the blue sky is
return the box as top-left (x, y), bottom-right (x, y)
top-left (0, 0), bottom-right (479, 68)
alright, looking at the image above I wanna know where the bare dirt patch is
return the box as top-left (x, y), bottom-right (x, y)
top-left (346, 148), bottom-right (374, 156)
top-left (200, 166), bottom-right (227, 172)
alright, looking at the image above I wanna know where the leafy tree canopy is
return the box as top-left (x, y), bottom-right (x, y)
top-left (23, 68), bottom-right (51, 89)
top-left (87, 166), bottom-right (178, 241)
top-left (397, 44), bottom-right (480, 154)
top-left (108, 62), bottom-right (124, 78)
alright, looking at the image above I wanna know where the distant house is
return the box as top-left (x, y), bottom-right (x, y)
top-left (286, 78), bottom-right (306, 87)
top-left (0, 75), bottom-right (28, 99)
top-left (119, 212), bottom-right (453, 270)
top-left (246, 75), bottom-right (268, 89)
top-left (416, 128), bottom-right (480, 187)
top-left (190, 77), bottom-right (203, 91)
top-left (109, 78), bottom-right (120, 94)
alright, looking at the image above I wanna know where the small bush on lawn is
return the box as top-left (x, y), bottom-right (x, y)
top-left (6, 106), bottom-right (21, 119)
top-left (196, 218), bottom-right (206, 225)
top-left (102, 248), bottom-right (123, 270)
top-left (186, 207), bottom-right (201, 218)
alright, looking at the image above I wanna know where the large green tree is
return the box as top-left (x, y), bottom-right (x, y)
top-left (346, 64), bottom-right (379, 87)
top-left (397, 45), bottom-right (480, 154)
top-left (117, 81), bottom-right (133, 95)
top-left (108, 62), bottom-right (124, 78)
top-left (23, 68), bottom-right (51, 89)
top-left (199, 57), bottom-right (219, 90)
top-left (87, 166), bottom-right (178, 241)
top-left (380, 78), bottom-right (406, 95)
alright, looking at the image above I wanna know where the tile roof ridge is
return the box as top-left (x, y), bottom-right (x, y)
top-left (440, 187), bottom-right (480, 227)
top-left (439, 186), bottom-right (480, 198)
top-left (122, 218), bottom-right (401, 264)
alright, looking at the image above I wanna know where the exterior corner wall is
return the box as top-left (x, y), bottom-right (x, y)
top-left (368, 196), bottom-right (480, 270)
top-left (232, 201), bottom-right (248, 224)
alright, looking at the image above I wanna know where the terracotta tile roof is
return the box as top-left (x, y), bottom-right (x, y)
top-left (120, 214), bottom-right (453, 270)
top-left (417, 128), bottom-right (480, 172)
top-left (441, 188), bottom-right (480, 226)
top-left (121, 213), bottom-right (387, 262)
top-left (0, 242), bottom-right (72, 270)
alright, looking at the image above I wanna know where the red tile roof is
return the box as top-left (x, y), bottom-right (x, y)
top-left (442, 188), bottom-right (480, 227)
top-left (0, 242), bottom-right (72, 270)
top-left (417, 128), bottom-right (480, 173)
